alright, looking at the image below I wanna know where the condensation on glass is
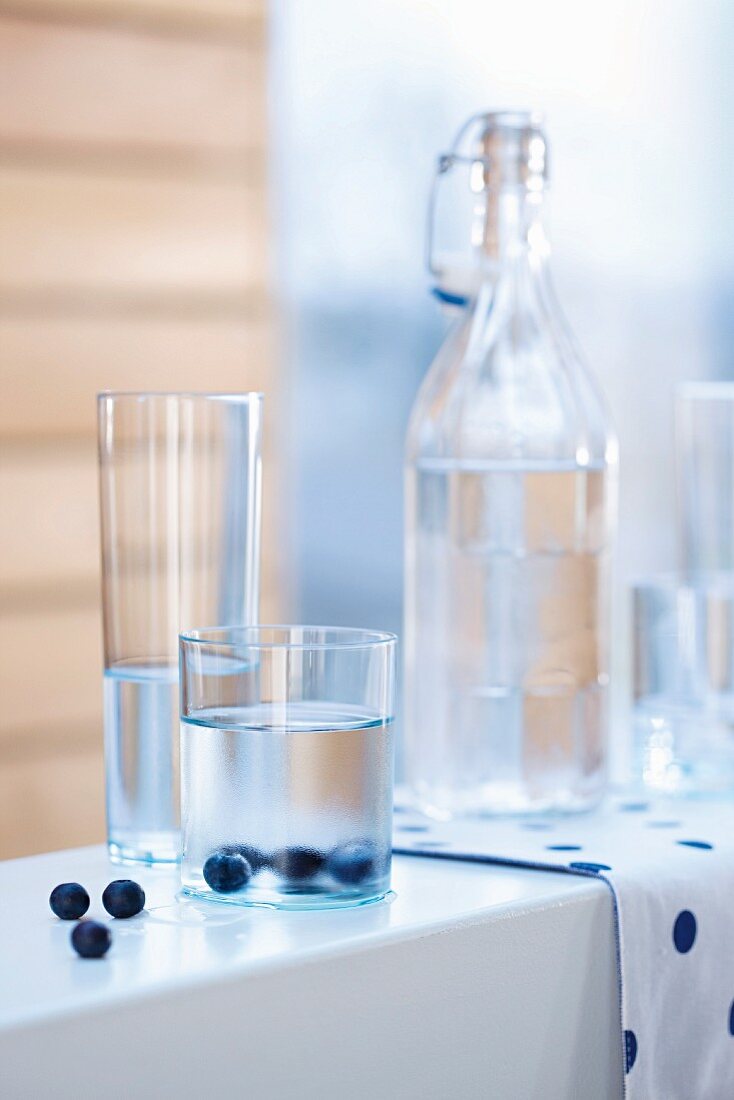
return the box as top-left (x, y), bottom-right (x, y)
top-left (98, 392), bottom-right (262, 864)
top-left (404, 112), bottom-right (617, 817)
top-left (180, 626), bottom-right (396, 909)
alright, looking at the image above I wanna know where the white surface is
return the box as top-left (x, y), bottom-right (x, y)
top-left (395, 798), bottom-right (734, 1099)
top-left (0, 846), bottom-right (623, 1099)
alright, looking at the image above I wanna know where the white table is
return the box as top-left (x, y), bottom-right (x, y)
top-left (0, 845), bottom-right (623, 1099)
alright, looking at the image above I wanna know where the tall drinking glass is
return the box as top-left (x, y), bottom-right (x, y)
top-left (180, 626), bottom-right (396, 909)
top-left (98, 393), bottom-right (262, 864)
top-left (677, 382), bottom-right (734, 581)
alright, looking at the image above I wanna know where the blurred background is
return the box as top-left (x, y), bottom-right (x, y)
top-left (1, 0), bottom-right (732, 857)
top-left (0, 0), bottom-right (277, 857)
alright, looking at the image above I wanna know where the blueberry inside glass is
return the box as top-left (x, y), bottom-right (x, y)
top-left (272, 846), bottom-right (324, 882)
top-left (179, 627), bottom-right (396, 910)
top-left (202, 852), bottom-right (252, 893)
top-left (328, 841), bottom-right (381, 885)
top-left (220, 843), bottom-right (270, 874)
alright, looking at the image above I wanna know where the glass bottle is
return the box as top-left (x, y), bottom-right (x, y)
top-left (404, 112), bottom-right (617, 817)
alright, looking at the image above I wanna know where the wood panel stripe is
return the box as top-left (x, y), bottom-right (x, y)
top-left (0, 2), bottom-right (264, 41)
top-left (0, 17), bottom-right (267, 157)
top-left (0, 165), bottom-right (268, 298)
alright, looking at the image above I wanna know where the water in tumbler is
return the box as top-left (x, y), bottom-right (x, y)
top-left (404, 458), bottom-right (609, 817)
top-left (104, 662), bottom-right (180, 864)
top-left (181, 701), bottom-right (393, 909)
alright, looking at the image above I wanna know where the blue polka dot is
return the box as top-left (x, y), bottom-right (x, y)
top-left (618, 801), bottom-right (649, 812)
top-left (393, 805), bottom-right (408, 814)
top-left (647, 820), bottom-right (681, 829)
top-left (624, 1030), bottom-right (638, 1073)
top-left (676, 840), bottom-right (713, 850)
top-left (398, 824), bottom-right (429, 833)
top-left (569, 861), bottom-right (612, 873)
top-left (729, 1000), bottom-right (734, 1037)
top-left (673, 910), bottom-right (697, 953)
top-left (546, 844), bottom-right (582, 851)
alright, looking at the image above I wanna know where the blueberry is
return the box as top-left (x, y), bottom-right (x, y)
top-left (328, 840), bottom-right (381, 886)
top-left (221, 843), bottom-right (269, 874)
top-left (272, 846), bottom-right (324, 882)
top-left (202, 851), bottom-right (251, 893)
top-left (49, 882), bottom-right (90, 920)
top-left (71, 920), bottom-right (111, 959)
top-left (102, 879), bottom-right (146, 919)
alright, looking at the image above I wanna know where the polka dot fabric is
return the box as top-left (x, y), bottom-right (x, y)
top-left (393, 792), bottom-right (734, 1099)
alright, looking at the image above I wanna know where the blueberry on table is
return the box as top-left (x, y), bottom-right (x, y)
top-left (71, 920), bottom-right (111, 959)
top-left (49, 882), bottom-right (90, 921)
top-left (102, 879), bottom-right (146, 919)
top-left (203, 851), bottom-right (251, 893)
top-left (328, 841), bottom-right (381, 886)
top-left (272, 847), bottom-right (324, 882)
top-left (221, 844), bottom-right (269, 874)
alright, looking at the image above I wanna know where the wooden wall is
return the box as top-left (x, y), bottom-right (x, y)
top-left (0, 0), bottom-right (279, 859)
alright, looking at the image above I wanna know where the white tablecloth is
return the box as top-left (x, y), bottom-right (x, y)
top-left (394, 794), bottom-right (734, 1100)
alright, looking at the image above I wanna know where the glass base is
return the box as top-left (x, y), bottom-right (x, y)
top-left (108, 830), bottom-right (180, 866)
top-left (635, 701), bottom-right (734, 798)
top-left (180, 884), bottom-right (392, 911)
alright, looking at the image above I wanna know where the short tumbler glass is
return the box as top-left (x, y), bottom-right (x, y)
top-left (180, 626), bottom-right (396, 909)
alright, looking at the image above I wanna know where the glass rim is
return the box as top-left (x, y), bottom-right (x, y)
top-left (180, 625), bottom-right (397, 651)
top-left (631, 571), bottom-right (734, 597)
top-left (676, 381), bottom-right (734, 403)
top-left (96, 390), bottom-right (264, 402)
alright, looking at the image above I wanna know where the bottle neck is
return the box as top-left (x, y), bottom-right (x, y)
top-left (430, 186), bottom-right (551, 308)
top-left (475, 187), bottom-right (549, 272)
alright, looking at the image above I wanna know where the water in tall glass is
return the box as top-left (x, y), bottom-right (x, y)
top-left (181, 701), bottom-right (393, 908)
top-left (405, 457), bottom-right (609, 817)
top-left (104, 662), bottom-right (180, 864)
top-left (98, 392), bottom-right (262, 864)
